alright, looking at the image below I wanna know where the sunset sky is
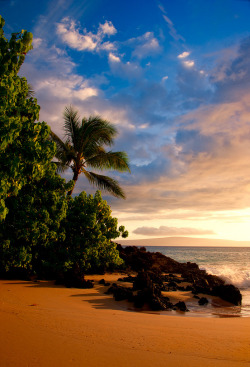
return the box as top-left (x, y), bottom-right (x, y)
top-left (2, 0), bottom-right (250, 242)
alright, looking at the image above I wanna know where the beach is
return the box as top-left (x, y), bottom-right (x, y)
top-left (1, 276), bottom-right (250, 367)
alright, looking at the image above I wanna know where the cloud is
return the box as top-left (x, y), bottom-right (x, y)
top-left (108, 53), bottom-right (121, 63)
top-left (162, 14), bottom-right (185, 42)
top-left (32, 38), bottom-right (43, 48)
top-left (162, 75), bottom-right (168, 82)
top-left (211, 36), bottom-right (250, 102)
top-left (108, 58), bottom-right (143, 80)
top-left (56, 17), bottom-right (117, 52)
top-left (183, 60), bottom-right (195, 68)
top-left (18, 4), bottom-right (250, 228)
top-left (178, 51), bottom-right (190, 59)
top-left (128, 32), bottom-right (161, 59)
top-left (99, 20), bottom-right (117, 35)
top-left (133, 226), bottom-right (215, 236)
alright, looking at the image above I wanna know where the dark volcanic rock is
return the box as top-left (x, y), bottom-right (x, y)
top-left (115, 244), bottom-right (243, 310)
top-left (212, 284), bottom-right (242, 305)
top-left (149, 296), bottom-right (167, 311)
top-left (106, 284), bottom-right (133, 302)
top-left (65, 276), bottom-right (94, 289)
top-left (118, 276), bottom-right (136, 282)
top-left (198, 297), bottom-right (209, 305)
top-left (174, 301), bottom-right (189, 312)
top-left (99, 279), bottom-right (111, 286)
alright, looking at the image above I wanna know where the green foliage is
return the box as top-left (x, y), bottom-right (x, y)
top-left (0, 16), bottom-right (72, 276)
top-left (0, 16), bottom-right (55, 220)
top-left (0, 167), bottom-right (72, 275)
top-left (58, 191), bottom-right (128, 274)
top-left (0, 17), bottom-right (128, 280)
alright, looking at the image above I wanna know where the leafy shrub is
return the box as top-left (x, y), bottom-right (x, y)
top-left (59, 191), bottom-right (128, 275)
top-left (0, 168), bottom-right (72, 277)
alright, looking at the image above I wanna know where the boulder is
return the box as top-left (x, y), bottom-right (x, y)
top-left (106, 284), bottom-right (133, 302)
top-left (212, 284), bottom-right (242, 305)
top-left (198, 297), bottom-right (209, 305)
top-left (174, 301), bottom-right (189, 312)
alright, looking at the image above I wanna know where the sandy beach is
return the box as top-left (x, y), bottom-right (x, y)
top-left (1, 276), bottom-right (250, 367)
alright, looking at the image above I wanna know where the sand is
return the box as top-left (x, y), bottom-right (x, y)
top-left (0, 275), bottom-right (250, 367)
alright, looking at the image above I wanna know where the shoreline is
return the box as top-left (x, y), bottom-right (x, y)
top-left (89, 273), bottom-right (249, 318)
top-left (1, 277), bottom-right (250, 367)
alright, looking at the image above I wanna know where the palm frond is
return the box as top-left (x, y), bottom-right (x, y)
top-left (50, 130), bottom-right (76, 167)
top-left (27, 83), bottom-right (35, 98)
top-left (83, 170), bottom-right (126, 199)
top-left (63, 105), bottom-right (81, 148)
top-left (85, 151), bottom-right (130, 172)
top-left (52, 161), bottom-right (70, 173)
top-left (79, 116), bottom-right (117, 157)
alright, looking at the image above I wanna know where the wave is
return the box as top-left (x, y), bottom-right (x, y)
top-left (202, 264), bottom-right (250, 289)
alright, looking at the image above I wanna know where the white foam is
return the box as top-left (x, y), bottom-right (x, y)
top-left (202, 265), bottom-right (250, 289)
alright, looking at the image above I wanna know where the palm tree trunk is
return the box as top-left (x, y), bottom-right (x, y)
top-left (67, 170), bottom-right (79, 196)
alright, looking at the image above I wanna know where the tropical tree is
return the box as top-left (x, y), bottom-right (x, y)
top-left (0, 15), bottom-right (59, 221)
top-left (50, 105), bottom-right (130, 198)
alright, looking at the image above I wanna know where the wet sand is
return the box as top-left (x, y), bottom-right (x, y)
top-left (0, 276), bottom-right (250, 367)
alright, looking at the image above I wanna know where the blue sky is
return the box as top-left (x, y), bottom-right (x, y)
top-left (2, 0), bottom-right (250, 242)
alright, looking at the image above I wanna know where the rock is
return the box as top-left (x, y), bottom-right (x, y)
top-left (174, 301), bottom-right (189, 312)
top-left (99, 279), bottom-right (111, 286)
top-left (133, 271), bottom-right (153, 291)
top-left (118, 276), bottom-right (136, 282)
top-left (106, 284), bottom-right (133, 302)
top-left (133, 290), bottom-right (147, 308)
top-left (198, 297), bottom-right (209, 305)
top-left (105, 283), bottom-right (118, 294)
top-left (115, 244), bottom-right (243, 310)
top-left (193, 295), bottom-right (200, 299)
top-left (212, 284), bottom-right (242, 305)
top-left (65, 276), bottom-right (94, 289)
top-left (149, 296), bottom-right (167, 311)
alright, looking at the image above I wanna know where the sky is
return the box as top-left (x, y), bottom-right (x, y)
top-left (1, 0), bottom-right (250, 243)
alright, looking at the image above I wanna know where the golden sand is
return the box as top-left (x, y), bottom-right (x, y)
top-left (0, 276), bottom-right (250, 367)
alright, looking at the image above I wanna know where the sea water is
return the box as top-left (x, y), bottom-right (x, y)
top-left (143, 246), bottom-right (250, 317)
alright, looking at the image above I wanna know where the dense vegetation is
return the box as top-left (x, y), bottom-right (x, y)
top-left (0, 16), bottom-right (128, 281)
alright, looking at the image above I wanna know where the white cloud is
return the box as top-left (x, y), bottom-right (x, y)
top-left (56, 17), bottom-right (117, 53)
top-left (183, 60), bottom-right (195, 67)
top-left (127, 32), bottom-right (161, 59)
top-left (133, 225), bottom-right (215, 236)
top-left (178, 51), bottom-right (190, 59)
top-left (57, 18), bottom-right (97, 51)
top-left (101, 42), bottom-right (116, 51)
top-left (162, 75), bottom-right (168, 82)
top-left (35, 76), bottom-right (98, 100)
top-left (99, 20), bottom-right (117, 35)
top-left (139, 123), bottom-right (149, 129)
top-left (32, 38), bottom-right (43, 49)
top-left (109, 53), bottom-right (121, 63)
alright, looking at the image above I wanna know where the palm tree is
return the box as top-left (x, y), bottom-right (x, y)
top-left (50, 105), bottom-right (130, 198)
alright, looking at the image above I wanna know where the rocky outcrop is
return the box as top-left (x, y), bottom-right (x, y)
top-left (116, 245), bottom-right (242, 306)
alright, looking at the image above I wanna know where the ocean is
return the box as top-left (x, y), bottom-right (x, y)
top-left (143, 246), bottom-right (250, 317)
